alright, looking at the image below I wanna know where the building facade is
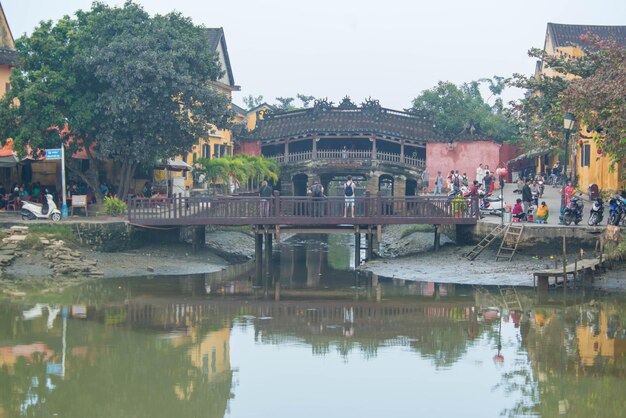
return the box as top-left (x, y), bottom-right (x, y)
top-left (537, 23), bottom-right (626, 193)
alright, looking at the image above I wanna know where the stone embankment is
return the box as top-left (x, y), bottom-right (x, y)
top-left (0, 225), bottom-right (102, 278)
top-left (0, 226), bottom-right (25, 271)
top-left (42, 238), bottom-right (103, 277)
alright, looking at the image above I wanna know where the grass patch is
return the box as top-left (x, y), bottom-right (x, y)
top-left (605, 238), bottom-right (626, 261)
top-left (400, 224), bottom-right (435, 238)
top-left (24, 224), bottom-right (78, 244)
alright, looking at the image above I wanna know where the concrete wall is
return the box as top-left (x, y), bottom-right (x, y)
top-left (426, 141), bottom-right (503, 191)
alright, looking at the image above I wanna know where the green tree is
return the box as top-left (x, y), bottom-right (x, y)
top-left (196, 155), bottom-right (279, 194)
top-left (411, 79), bottom-right (518, 142)
top-left (509, 36), bottom-right (625, 166)
top-left (242, 94), bottom-right (264, 109)
top-left (274, 97), bottom-right (296, 111)
top-left (0, 2), bottom-right (231, 200)
top-left (296, 93), bottom-right (316, 108)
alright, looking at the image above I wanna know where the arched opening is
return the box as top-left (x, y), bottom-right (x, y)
top-left (292, 174), bottom-right (309, 197)
top-left (405, 179), bottom-right (418, 196)
top-left (378, 175), bottom-right (394, 196)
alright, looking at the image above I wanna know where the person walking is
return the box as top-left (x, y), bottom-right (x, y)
top-left (521, 178), bottom-right (533, 218)
top-left (344, 175), bottom-right (355, 217)
top-left (476, 163), bottom-right (484, 184)
top-left (434, 171), bottom-right (443, 194)
top-left (564, 181), bottom-right (575, 207)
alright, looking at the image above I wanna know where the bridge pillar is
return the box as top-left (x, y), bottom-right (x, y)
top-left (433, 225), bottom-right (440, 251)
top-left (192, 226), bottom-right (206, 252)
top-left (255, 233), bottom-right (263, 261)
top-left (264, 230), bottom-right (273, 262)
top-left (354, 229), bottom-right (361, 266)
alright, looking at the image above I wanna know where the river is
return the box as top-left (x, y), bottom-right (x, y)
top-left (1, 234), bottom-right (624, 417)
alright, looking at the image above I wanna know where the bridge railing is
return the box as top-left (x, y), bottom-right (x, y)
top-left (128, 193), bottom-right (479, 225)
top-left (265, 150), bottom-right (425, 168)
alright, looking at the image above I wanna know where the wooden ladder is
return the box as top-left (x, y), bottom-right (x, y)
top-left (495, 224), bottom-right (524, 261)
top-left (466, 224), bottom-right (507, 261)
top-left (498, 286), bottom-right (523, 312)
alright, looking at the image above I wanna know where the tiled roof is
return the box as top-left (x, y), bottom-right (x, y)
top-left (0, 47), bottom-right (15, 65)
top-left (547, 23), bottom-right (626, 48)
top-left (205, 27), bottom-right (235, 88)
top-left (241, 99), bottom-right (441, 143)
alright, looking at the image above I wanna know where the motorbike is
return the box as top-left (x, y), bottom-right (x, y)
top-left (563, 195), bottom-right (584, 226)
top-left (588, 197), bottom-right (604, 226)
top-left (479, 191), bottom-right (504, 216)
top-left (608, 195), bottom-right (625, 226)
top-left (21, 193), bottom-right (62, 221)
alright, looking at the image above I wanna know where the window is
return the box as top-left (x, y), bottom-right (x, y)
top-left (202, 144), bottom-right (210, 159)
top-left (581, 144), bottom-right (591, 167)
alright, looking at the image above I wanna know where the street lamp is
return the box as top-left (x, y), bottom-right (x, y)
top-left (559, 112), bottom-right (576, 223)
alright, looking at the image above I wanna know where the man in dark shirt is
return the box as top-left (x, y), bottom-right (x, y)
top-left (259, 180), bottom-right (272, 216)
top-left (521, 179), bottom-right (533, 217)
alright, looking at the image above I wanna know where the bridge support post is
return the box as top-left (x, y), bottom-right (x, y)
top-left (255, 232), bottom-right (263, 262)
top-left (433, 225), bottom-right (440, 251)
top-left (192, 226), bottom-right (206, 252)
top-left (366, 226), bottom-right (374, 260)
top-left (354, 228), bottom-right (361, 266)
top-left (264, 230), bottom-right (273, 262)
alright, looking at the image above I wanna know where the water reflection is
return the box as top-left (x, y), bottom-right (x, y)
top-left (0, 235), bottom-right (624, 417)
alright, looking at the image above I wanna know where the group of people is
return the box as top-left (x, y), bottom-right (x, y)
top-left (512, 177), bottom-right (554, 223)
top-left (0, 182), bottom-right (49, 209)
top-left (306, 176), bottom-right (356, 217)
top-left (431, 163), bottom-right (499, 195)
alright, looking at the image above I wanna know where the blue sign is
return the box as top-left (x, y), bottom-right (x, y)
top-left (45, 148), bottom-right (62, 160)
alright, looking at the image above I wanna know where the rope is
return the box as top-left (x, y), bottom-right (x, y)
top-left (128, 223), bottom-right (180, 231)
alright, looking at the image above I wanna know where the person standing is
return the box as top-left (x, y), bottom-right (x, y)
top-left (344, 175), bottom-right (355, 217)
top-left (434, 171), bottom-right (443, 194)
top-left (521, 179), bottom-right (533, 218)
top-left (476, 163), bottom-right (484, 184)
top-left (310, 181), bottom-right (325, 217)
top-left (421, 168), bottom-right (429, 194)
top-left (564, 181), bottom-right (575, 207)
top-left (259, 180), bottom-right (272, 216)
top-left (483, 170), bottom-right (492, 194)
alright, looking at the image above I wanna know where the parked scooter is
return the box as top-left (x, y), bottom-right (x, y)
top-left (608, 195), bottom-right (626, 226)
top-left (563, 195), bottom-right (584, 226)
top-left (21, 193), bottom-right (62, 221)
top-left (479, 190), bottom-right (504, 216)
top-left (588, 197), bottom-right (604, 226)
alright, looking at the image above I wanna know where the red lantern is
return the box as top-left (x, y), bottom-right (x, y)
top-left (495, 167), bottom-right (508, 178)
top-left (579, 139), bottom-right (583, 147)
top-left (597, 148), bottom-right (602, 155)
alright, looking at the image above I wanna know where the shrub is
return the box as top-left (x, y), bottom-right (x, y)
top-left (104, 196), bottom-right (127, 216)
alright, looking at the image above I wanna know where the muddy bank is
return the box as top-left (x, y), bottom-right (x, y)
top-left (362, 225), bottom-right (626, 290)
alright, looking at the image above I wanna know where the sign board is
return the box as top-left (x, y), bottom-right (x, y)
top-left (71, 195), bottom-right (88, 207)
top-left (45, 149), bottom-right (62, 160)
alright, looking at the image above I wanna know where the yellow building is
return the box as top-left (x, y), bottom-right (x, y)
top-left (537, 23), bottom-right (626, 193)
top-left (0, 1), bottom-right (15, 99)
top-left (162, 28), bottom-right (243, 190)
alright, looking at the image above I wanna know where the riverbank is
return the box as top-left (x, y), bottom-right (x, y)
top-left (362, 224), bottom-right (625, 290)
top-left (0, 221), bottom-right (623, 297)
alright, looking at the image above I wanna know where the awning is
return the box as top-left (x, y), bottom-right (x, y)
top-left (159, 159), bottom-right (192, 172)
top-left (507, 149), bottom-right (549, 164)
top-left (0, 154), bottom-right (19, 168)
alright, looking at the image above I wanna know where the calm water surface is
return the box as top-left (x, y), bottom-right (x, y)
top-left (1, 235), bottom-right (625, 418)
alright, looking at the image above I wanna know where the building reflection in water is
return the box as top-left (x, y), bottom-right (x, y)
top-left (0, 233), bottom-right (624, 417)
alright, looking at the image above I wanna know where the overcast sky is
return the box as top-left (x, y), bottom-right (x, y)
top-left (3, 0), bottom-right (626, 110)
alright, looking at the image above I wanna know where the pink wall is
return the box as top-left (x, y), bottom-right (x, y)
top-left (238, 141), bottom-right (261, 156)
top-left (426, 141), bottom-right (522, 190)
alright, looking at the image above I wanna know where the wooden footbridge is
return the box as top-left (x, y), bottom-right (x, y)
top-left (127, 192), bottom-right (479, 227)
top-left (127, 192), bottom-right (479, 264)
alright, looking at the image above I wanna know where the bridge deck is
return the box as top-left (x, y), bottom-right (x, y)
top-left (127, 194), bottom-right (479, 226)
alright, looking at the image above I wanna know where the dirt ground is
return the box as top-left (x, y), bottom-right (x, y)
top-left (1, 226), bottom-right (624, 295)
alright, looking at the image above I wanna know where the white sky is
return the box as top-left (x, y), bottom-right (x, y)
top-left (3, 0), bottom-right (626, 110)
